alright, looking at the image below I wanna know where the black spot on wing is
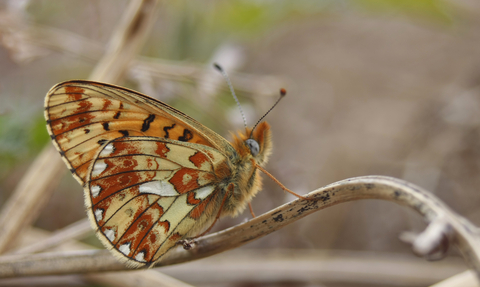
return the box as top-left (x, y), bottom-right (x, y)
top-left (178, 129), bottom-right (193, 142)
top-left (114, 111), bottom-right (121, 119)
top-left (163, 124), bottom-right (175, 139)
top-left (141, 114), bottom-right (155, 132)
top-left (85, 129), bottom-right (90, 134)
top-left (98, 139), bottom-right (107, 145)
top-left (102, 122), bottom-right (110, 131)
top-left (119, 130), bottom-right (129, 137)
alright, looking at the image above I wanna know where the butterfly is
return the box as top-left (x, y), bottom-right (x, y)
top-left (44, 77), bottom-right (289, 268)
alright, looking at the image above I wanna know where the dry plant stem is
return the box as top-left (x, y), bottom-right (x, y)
top-left (196, 44), bottom-right (245, 108)
top-left (86, 270), bottom-right (195, 287)
top-left (0, 249), bottom-right (467, 286)
top-left (7, 227), bottom-right (194, 287)
top-left (1, 175), bottom-right (479, 278)
top-left (431, 270), bottom-right (480, 287)
top-left (10, 220), bottom-right (91, 255)
top-left (0, 15), bottom-right (283, 97)
top-left (0, 145), bottom-right (64, 253)
top-left (0, 0), bottom-right (160, 262)
top-left (159, 249), bottom-right (466, 286)
top-left (89, 0), bottom-right (160, 83)
top-left (131, 57), bottom-right (284, 97)
top-left (162, 176), bottom-right (480, 270)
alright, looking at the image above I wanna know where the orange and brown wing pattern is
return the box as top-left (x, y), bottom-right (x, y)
top-left (44, 80), bottom-right (219, 185)
top-left (86, 136), bottom-right (226, 267)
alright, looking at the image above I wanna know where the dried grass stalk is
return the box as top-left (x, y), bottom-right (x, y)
top-left (1, 176), bottom-right (479, 281)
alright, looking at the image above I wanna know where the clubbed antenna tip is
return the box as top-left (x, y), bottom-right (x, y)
top-left (213, 63), bottom-right (223, 72)
top-left (213, 63), bottom-right (248, 129)
top-left (250, 88), bottom-right (287, 137)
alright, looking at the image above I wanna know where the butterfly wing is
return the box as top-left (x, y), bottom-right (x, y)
top-left (44, 80), bottom-right (238, 267)
top-left (87, 136), bottom-right (228, 267)
top-left (44, 80), bottom-right (234, 185)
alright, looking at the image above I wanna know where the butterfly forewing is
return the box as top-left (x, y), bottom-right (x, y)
top-left (86, 136), bottom-right (225, 266)
top-left (45, 81), bottom-right (224, 185)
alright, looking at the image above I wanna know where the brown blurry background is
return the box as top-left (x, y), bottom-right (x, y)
top-left (1, 0), bottom-right (480, 286)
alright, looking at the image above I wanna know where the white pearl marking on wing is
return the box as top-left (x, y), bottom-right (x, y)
top-left (139, 181), bottom-right (179, 196)
top-left (92, 161), bottom-right (107, 177)
top-left (94, 209), bottom-right (103, 221)
top-left (104, 228), bottom-right (115, 242)
top-left (100, 143), bottom-right (115, 157)
top-left (135, 251), bottom-right (146, 262)
top-left (91, 185), bottom-right (101, 197)
top-left (194, 185), bottom-right (215, 200)
top-left (119, 242), bottom-right (131, 255)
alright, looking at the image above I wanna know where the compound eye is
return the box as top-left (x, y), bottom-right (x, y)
top-left (245, 139), bottom-right (260, 157)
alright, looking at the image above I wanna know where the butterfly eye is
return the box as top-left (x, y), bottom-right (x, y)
top-left (245, 139), bottom-right (260, 157)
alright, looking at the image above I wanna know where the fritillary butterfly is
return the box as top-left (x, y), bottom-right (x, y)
top-left (44, 79), bottom-right (276, 267)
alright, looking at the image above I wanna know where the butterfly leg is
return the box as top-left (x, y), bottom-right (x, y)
top-left (248, 202), bottom-right (256, 218)
top-left (195, 183), bottom-right (233, 238)
top-left (178, 183), bottom-right (234, 248)
top-left (177, 186), bottom-right (233, 250)
top-left (256, 163), bottom-right (314, 200)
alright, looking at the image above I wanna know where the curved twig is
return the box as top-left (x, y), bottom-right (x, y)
top-left (1, 175), bottom-right (479, 278)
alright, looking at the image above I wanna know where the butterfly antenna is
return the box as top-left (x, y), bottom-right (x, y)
top-left (250, 88), bottom-right (286, 138)
top-left (213, 63), bottom-right (248, 129)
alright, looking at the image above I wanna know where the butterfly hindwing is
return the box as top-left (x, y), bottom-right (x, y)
top-left (86, 136), bottom-right (226, 267)
top-left (44, 80), bottom-right (231, 185)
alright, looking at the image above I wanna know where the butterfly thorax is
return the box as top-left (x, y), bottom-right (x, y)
top-left (219, 122), bottom-right (272, 217)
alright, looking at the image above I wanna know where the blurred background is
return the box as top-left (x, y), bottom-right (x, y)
top-left (1, 0), bottom-right (480, 286)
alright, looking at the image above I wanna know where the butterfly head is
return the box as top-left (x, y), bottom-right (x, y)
top-left (231, 121), bottom-right (272, 166)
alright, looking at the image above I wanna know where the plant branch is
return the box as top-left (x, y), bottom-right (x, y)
top-left (1, 176), bottom-right (479, 278)
top-left (0, 12), bottom-right (283, 97)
